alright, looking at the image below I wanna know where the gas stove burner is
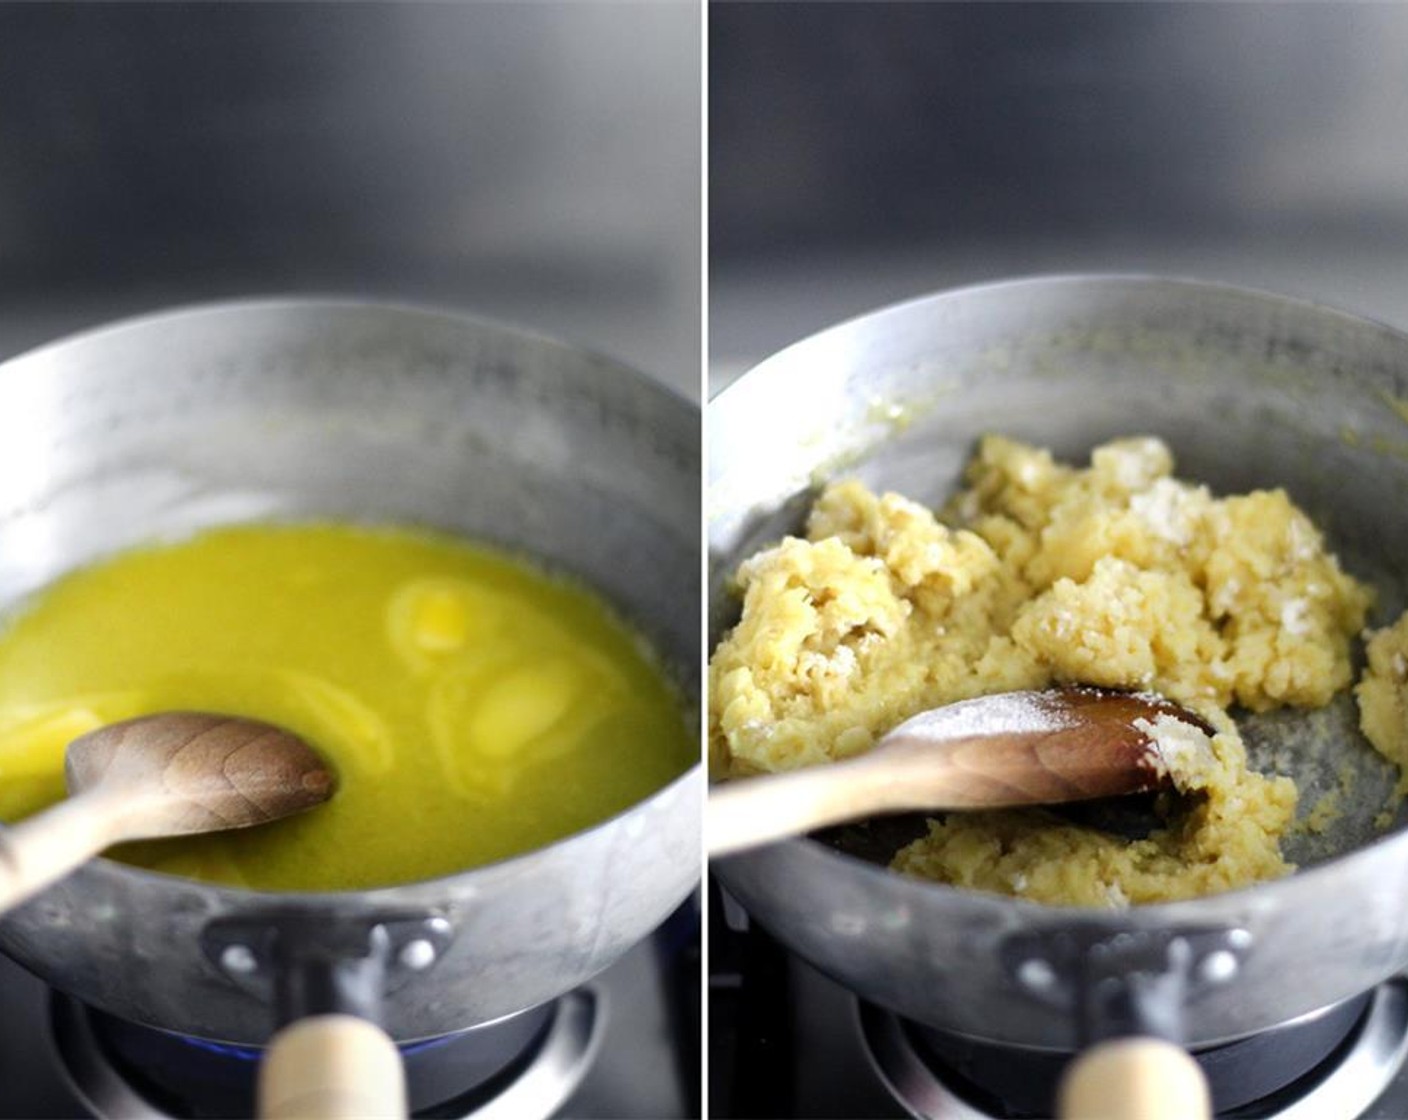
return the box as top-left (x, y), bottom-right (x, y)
top-left (861, 980), bottom-right (1408, 1119)
top-left (51, 989), bottom-right (602, 1120)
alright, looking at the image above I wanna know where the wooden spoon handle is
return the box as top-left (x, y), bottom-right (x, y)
top-left (0, 791), bottom-right (125, 915)
top-left (258, 1015), bottom-right (407, 1120)
top-left (710, 690), bottom-right (1176, 857)
top-left (709, 761), bottom-right (885, 857)
top-left (1058, 1038), bottom-right (1211, 1120)
top-left (707, 729), bottom-right (1135, 858)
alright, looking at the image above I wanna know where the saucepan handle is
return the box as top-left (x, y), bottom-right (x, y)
top-left (1057, 1037), bottom-right (1210, 1120)
top-left (259, 1013), bottom-right (407, 1119)
top-left (203, 912), bottom-right (454, 1120)
top-left (1003, 925), bottom-right (1247, 1120)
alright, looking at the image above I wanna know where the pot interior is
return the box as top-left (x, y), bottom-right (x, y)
top-left (709, 276), bottom-right (1408, 869)
top-left (0, 301), bottom-right (701, 689)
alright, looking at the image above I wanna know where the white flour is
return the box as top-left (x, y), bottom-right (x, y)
top-left (1133, 712), bottom-right (1216, 791)
top-left (886, 691), bottom-right (1076, 740)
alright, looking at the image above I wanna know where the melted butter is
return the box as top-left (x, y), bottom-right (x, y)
top-left (0, 524), bottom-right (693, 891)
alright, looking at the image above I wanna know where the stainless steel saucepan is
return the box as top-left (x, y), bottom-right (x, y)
top-left (0, 300), bottom-right (701, 1114)
top-left (709, 276), bottom-right (1408, 1105)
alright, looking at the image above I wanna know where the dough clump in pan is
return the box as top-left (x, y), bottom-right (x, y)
top-left (1358, 615), bottom-right (1408, 799)
top-left (709, 435), bottom-right (1374, 906)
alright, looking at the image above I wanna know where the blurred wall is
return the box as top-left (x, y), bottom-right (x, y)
top-left (710, 2), bottom-right (1408, 383)
top-left (0, 2), bottom-right (700, 393)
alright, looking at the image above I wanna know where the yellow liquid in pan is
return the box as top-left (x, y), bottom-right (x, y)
top-left (0, 524), bottom-right (694, 891)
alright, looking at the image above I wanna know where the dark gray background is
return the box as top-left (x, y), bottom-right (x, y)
top-left (0, 2), bottom-right (700, 395)
top-left (710, 2), bottom-right (1408, 389)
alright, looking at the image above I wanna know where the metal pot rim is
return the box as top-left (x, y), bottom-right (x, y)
top-left (709, 270), bottom-right (1408, 408)
top-left (716, 817), bottom-right (1408, 925)
top-left (68, 763), bottom-right (702, 906)
top-left (1, 294), bottom-right (698, 413)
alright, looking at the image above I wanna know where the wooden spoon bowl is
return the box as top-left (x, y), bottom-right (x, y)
top-left (0, 712), bottom-right (335, 914)
top-left (67, 712), bottom-right (336, 839)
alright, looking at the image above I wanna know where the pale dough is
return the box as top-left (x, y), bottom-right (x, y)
top-left (710, 435), bottom-right (1376, 906)
top-left (1358, 614), bottom-right (1408, 797)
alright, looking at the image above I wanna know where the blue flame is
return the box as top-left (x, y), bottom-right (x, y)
top-left (178, 1031), bottom-right (457, 1062)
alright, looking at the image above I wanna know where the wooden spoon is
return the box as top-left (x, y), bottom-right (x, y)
top-left (0, 712), bottom-right (335, 913)
top-left (0, 713), bottom-right (381, 1120)
top-left (709, 688), bottom-right (1212, 858)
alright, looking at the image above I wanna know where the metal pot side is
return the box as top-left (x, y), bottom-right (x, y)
top-left (709, 275), bottom-right (1408, 1050)
top-left (0, 299), bottom-right (702, 1044)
